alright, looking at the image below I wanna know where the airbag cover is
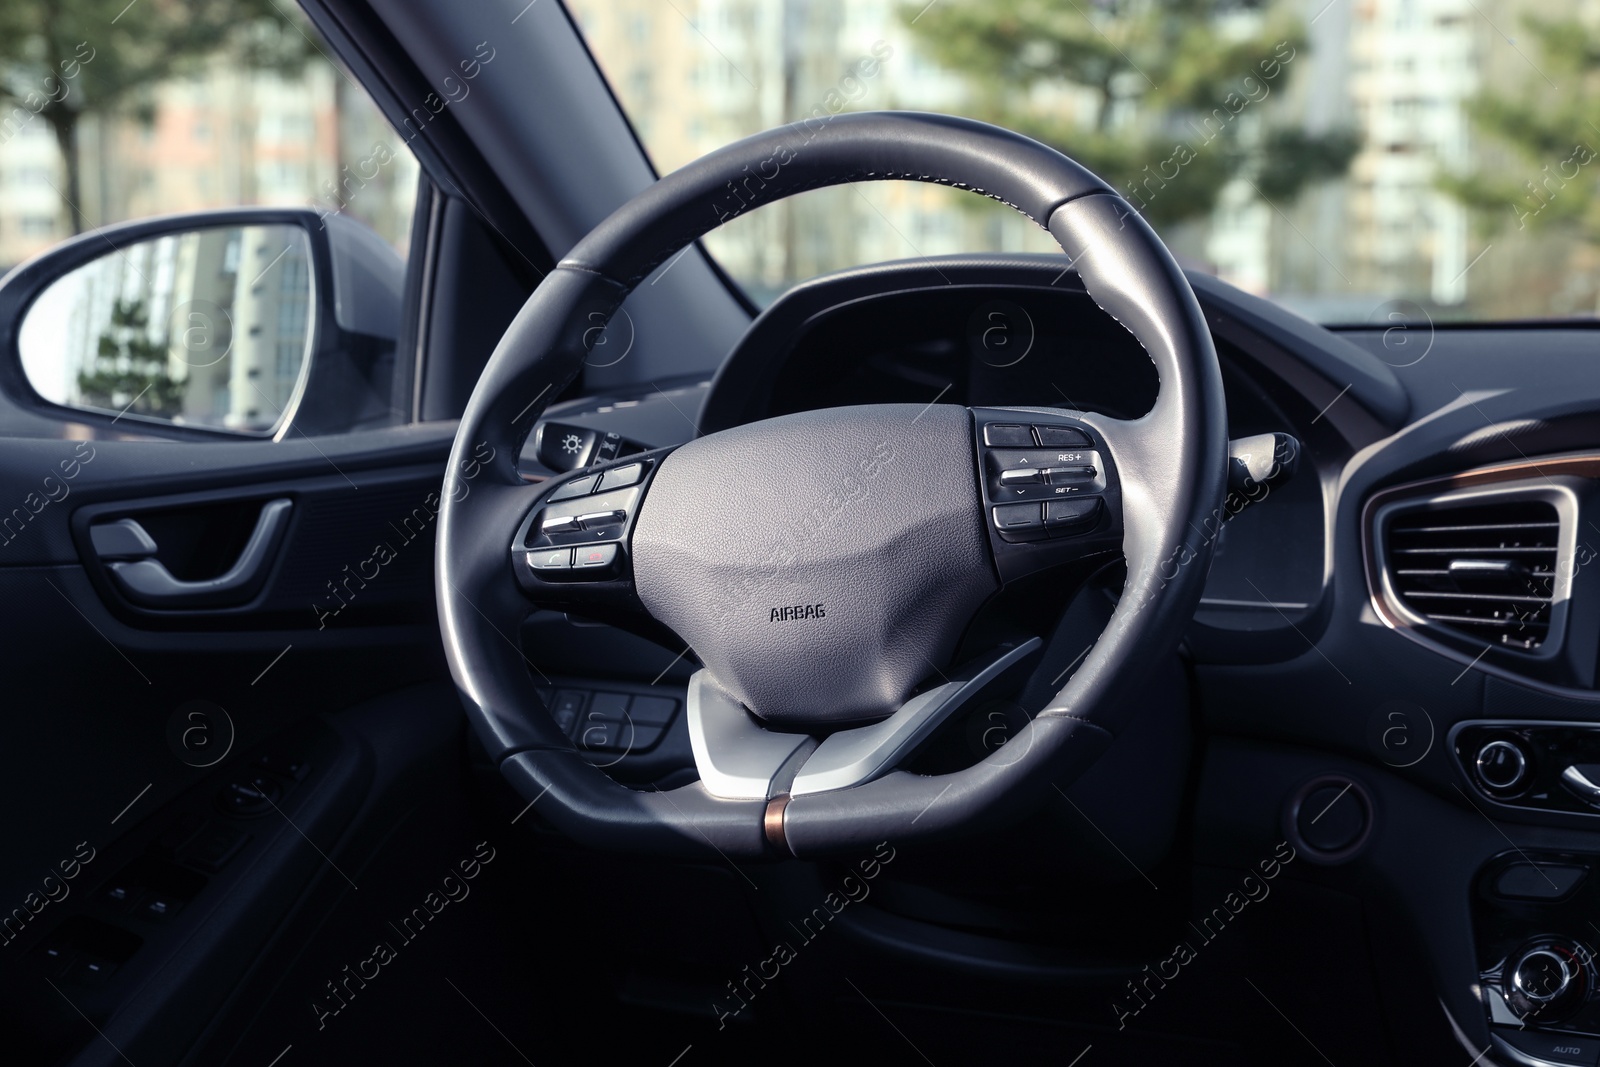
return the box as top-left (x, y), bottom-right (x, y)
top-left (632, 405), bottom-right (996, 725)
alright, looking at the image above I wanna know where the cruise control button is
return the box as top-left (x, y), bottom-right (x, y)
top-left (528, 548), bottom-right (574, 572)
top-left (575, 544), bottom-right (620, 570)
top-left (989, 448), bottom-right (1096, 470)
top-left (596, 463), bottom-right (644, 492)
top-left (1045, 498), bottom-right (1102, 534)
top-left (540, 514), bottom-right (581, 535)
top-left (1035, 425), bottom-right (1092, 448)
top-left (1044, 465), bottom-right (1096, 484)
top-left (998, 468), bottom-right (1041, 486)
top-left (577, 509), bottom-right (627, 529)
top-left (983, 423), bottom-right (1034, 447)
top-left (548, 475), bottom-right (598, 502)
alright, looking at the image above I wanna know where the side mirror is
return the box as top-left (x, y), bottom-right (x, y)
top-left (0, 207), bottom-right (405, 437)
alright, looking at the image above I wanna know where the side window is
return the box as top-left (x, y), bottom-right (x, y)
top-left (0, 4), bottom-right (422, 437)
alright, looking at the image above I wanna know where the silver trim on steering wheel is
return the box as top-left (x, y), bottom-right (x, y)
top-left (687, 638), bottom-right (1043, 801)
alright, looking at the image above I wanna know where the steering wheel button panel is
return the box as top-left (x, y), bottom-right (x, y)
top-left (986, 448), bottom-right (1105, 502)
top-left (974, 411), bottom-right (1125, 580)
top-left (512, 456), bottom-right (666, 590)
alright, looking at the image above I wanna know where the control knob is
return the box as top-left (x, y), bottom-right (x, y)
top-left (1505, 939), bottom-right (1590, 1021)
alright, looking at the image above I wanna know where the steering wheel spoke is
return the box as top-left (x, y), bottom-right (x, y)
top-left (686, 636), bottom-right (1042, 801)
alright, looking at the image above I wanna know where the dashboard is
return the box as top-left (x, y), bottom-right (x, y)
top-left (529, 254), bottom-right (1358, 659)
top-left (702, 256), bottom-right (1343, 645)
top-left (521, 252), bottom-right (1600, 1062)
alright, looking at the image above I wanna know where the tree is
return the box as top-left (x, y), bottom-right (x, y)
top-left (1440, 16), bottom-right (1600, 241)
top-left (0, 0), bottom-right (309, 233)
top-left (899, 0), bottom-right (1359, 230)
top-left (76, 298), bottom-right (185, 416)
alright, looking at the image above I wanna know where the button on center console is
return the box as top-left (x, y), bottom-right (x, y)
top-left (1496, 1027), bottom-right (1600, 1066)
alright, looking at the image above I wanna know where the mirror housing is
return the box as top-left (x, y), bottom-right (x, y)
top-left (0, 207), bottom-right (405, 439)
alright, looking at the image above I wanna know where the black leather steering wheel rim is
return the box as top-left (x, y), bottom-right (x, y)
top-left (436, 111), bottom-right (1228, 858)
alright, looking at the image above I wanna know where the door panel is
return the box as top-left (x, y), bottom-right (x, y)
top-left (0, 423), bottom-right (465, 1059)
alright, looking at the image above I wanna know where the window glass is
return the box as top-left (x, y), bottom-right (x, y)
top-left (0, 5), bottom-right (420, 272)
top-left (569, 0), bottom-right (1598, 321)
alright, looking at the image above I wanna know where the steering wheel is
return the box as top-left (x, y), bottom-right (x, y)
top-left (436, 112), bottom-right (1227, 859)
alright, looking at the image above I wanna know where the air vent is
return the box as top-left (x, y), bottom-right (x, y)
top-left (1384, 499), bottom-right (1559, 650)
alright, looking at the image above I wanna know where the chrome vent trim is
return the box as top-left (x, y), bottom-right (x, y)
top-left (1371, 482), bottom-right (1579, 662)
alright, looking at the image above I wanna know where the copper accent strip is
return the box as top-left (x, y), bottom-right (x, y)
top-left (764, 793), bottom-right (791, 854)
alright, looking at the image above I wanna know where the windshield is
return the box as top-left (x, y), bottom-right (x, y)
top-left (566, 0), bottom-right (1594, 324)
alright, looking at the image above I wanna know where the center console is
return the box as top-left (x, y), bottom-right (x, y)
top-left (1460, 721), bottom-right (1600, 1065)
top-left (1474, 851), bottom-right (1600, 1066)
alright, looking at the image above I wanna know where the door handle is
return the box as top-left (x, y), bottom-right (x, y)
top-left (1561, 764), bottom-right (1600, 809)
top-left (93, 499), bottom-right (293, 608)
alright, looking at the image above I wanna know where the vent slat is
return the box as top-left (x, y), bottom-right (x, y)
top-left (1395, 568), bottom-right (1557, 578)
top-left (1382, 497), bottom-right (1560, 650)
top-left (1402, 591), bottom-right (1552, 604)
top-left (1395, 522), bottom-right (1558, 534)
top-left (1393, 546), bottom-right (1555, 555)
top-left (1418, 612), bottom-right (1549, 630)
